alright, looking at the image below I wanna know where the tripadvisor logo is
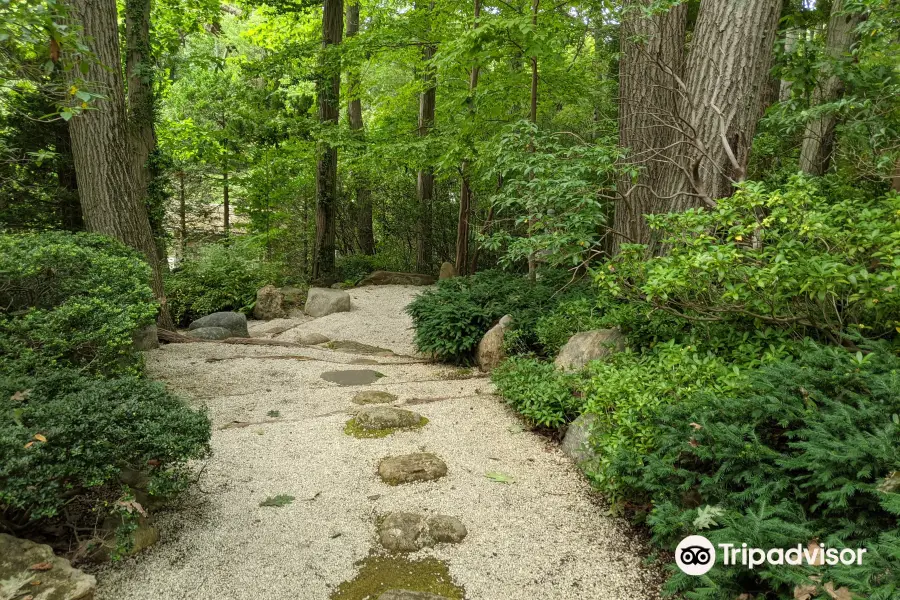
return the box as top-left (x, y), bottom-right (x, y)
top-left (675, 535), bottom-right (868, 576)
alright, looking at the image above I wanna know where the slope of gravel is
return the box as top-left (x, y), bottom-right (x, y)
top-left (94, 285), bottom-right (660, 600)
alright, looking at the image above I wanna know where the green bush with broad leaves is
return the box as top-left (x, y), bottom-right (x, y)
top-left (600, 177), bottom-right (900, 345)
top-left (610, 343), bottom-right (899, 600)
top-left (491, 357), bottom-right (581, 428)
top-left (167, 240), bottom-right (279, 325)
top-left (0, 231), bottom-right (158, 377)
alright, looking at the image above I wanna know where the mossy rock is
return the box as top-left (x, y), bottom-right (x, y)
top-left (378, 453), bottom-right (447, 485)
top-left (344, 416), bottom-right (428, 439)
top-left (330, 553), bottom-right (464, 600)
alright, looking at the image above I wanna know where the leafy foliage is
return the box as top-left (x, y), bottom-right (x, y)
top-left (611, 343), bottom-right (900, 599)
top-left (491, 357), bottom-right (580, 428)
top-left (0, 231), bottom-right (158, 377)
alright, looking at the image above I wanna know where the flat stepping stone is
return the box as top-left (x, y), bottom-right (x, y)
top-left (321, 369), bottom-right (384, 386)
top-left (352, 391), bottom-right (398, 405)
top-left (346, 407), bottom-right (427, 438)
top-left (327, 340), bottom-right (396, 357)
top-left (379, 591), bottom-right (450, 600)
top-left (379, 453), bottom-right (447, 485)
top-left (297, 331), bottom-right (330, 345)
top-left (379, 513), bottom-right (467, 552)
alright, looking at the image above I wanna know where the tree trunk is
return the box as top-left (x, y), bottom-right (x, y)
top-left (661, 0), bottom-right (782, 213)
top-left (223, 167), bottom-right (230, 235)
top-left (799, 0), bottom-right (864, 176)
top-left (66, 0), bottom-right (174, 329)
top-left (455, 0), bottom-right (481, 276)
top-left (312, 0), bottom-right (343, 282)
top-left (611, 0), bottom-right (687, 253)
top-left (526, 0), bottom-right (539, 281)
top-left (178, 170), bottom-right (186, 261)
top-left (415, 1), bottom-right (436, 273)
top-left (779, 28), bottom-right (798, 101)
top-left (346, 0), bottom-right (374, 255)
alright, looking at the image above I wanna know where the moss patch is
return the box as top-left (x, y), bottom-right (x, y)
top-left (259, 494), bottom-right (294, 507)
top-left (343, 416), bottom-right (429, 439)
top-left (330, 553), bottom-right (464, 600)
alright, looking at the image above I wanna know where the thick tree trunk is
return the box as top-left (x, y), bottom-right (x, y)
top-left (612, 0), bottom-right (687, 253)
top-left (223, 167), bottom-right (230, 235)
top-left (415, 1), bottom-right (436, 273)
top-left (125, 0), bottom-right (156, 225)
top-left (455, 0), bottom-right (481, 276)
top-left (526, 0), bottom-right (539, 281)
top-left (178, 170), bottom-right (186, 260)
top-left (799, 0), bottom-right (863, 176)
top-left (661, 0), bottom-right (782, 213)
top-left (346, 1), bottom-right (374, 255)
top-left (312, 0), bottom-right (343, 282)
top-left (66, 0), bottom-right (173, 329)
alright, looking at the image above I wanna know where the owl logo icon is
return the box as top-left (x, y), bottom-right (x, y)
top-left (676, 535), bottom-right (716, 575)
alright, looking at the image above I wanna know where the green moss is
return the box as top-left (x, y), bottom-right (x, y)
top-left (330, 553), bottom-right (465, 600)
top-left (259, 494), bottom-right (294, 507)
top-left (343, 416), bottom-right (429, 439)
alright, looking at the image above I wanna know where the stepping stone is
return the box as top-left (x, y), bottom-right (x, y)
top-left (321, 369), bottom-right (384, 386)
top-left (352, 391), bottom-right (398, 405)
top-left (353, 407), bottom-right (424, 430)
top-left (379, 453), bottom-right (447, 485)
top-left (379, 591), bottom-right (450, 600)
top-left (379, 513), bottom-right (467, 552)
top-left (327, 340), bottom-right (396, 357)
top-left (297, 331), bottom-right (330, 345)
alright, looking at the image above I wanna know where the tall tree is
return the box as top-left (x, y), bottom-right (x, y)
top-left (799, 0), bottom-right (864, 176)
top-left (455, 0), bottom-right (481, 276)
top-left (312, 0), bottom-right (344, 281)
top-left (346, 0), bottom-right (374, 255)
top-left (415, 1), bottom-right (437, 273)
top-left (611, 0), bottom-right (687, 253)
top-left (66, 0), bottom-right (174, 329)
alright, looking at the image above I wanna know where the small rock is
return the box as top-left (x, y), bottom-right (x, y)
top-left (378, 453), bottom-right (447, 485)
top-left (378, 513), bottom-right (467, 552)
top-left (560, 413), bottom-right (600, 467)
top-left (352, 390), bottom-right (398, 405)
top-left (426, 515), bottom-right (467, 544)
top-left (554, 328), bottom-right (625, 371)
top-left (132, 324), bottom-right (159, 350)
top-left (254, 285), bottom-right (286, 320)
top-left (438, 262), bottom-right (456, 280)
top-left (0, 533), bottom-right (96, 600)
top-left (305, 288), bottom-right (351, 318)
top-left (297, 331), bottom-right (330, 345)
top-left (187, 326), bottom-right (231, 340)
top-left (90, 516), bottom-right (159, 561)
top-left (188, 311), bottom-right (249, 338)
top-left (476, 314), bottom-right (513, 372)
top-left (358, 271), bottom-right (437, 286)
top-left (352, 406), bottom-right (424, 430)
top-left (379, 591), bottom-right (449, 600)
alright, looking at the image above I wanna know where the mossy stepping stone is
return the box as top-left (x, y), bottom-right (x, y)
top-left (321, 369), bottom-right (385, 386)
top-left (380, 591), bottom-right (451, 600)
top-left (378, 453), bottom-right (447, 485)
top-left (345, 407), bottom-right (428, 438)
top-left (352, 391), bottom-right (398, 405)
top-left (378, 512), bottom-right (467, 552)
top-left (330, 554), bottom-right (463, 600)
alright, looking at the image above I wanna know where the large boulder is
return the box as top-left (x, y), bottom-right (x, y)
top-left (554, 328), bottom-right (625, 371)
top-left (188, 311), bottom-right (249, 338)
top-left (438, 262), bottom-right (456, 280)
top-left (358, 271), bottom-right (436, 286)
top-left (476, 315), bottom-right (513, 372)
top-left (279, 286), bottom-right (306, 311)
top-left (187, 326), bottom-right (231, 340)
top-left (0, 533), bottom-right (96, 600)
top-left (254, 285), bottom-right (286, 320)
top-left (305, 288), bottom-right (351, 317)
top-left (560, 413), bottom-right (600, 468)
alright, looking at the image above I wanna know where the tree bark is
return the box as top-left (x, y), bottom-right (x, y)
top-left (312, 0), bottom-right (343, 282)
top-left (799, 0), bottom-right (864, 176)
top-left (526, 0), bottom-right (539, 281)
top-left (66, 0), bottom-right (173, 329)
top-left (178, 170), bottom-right (186, 261)
top-left (455, 0), bottom-right (481, 276)
top-left (612, 0), bottom-right (687, 253)
top-left (661, 0), bottom-right (782, 213)
top-left (346, 0), bottom-right (374, 255)
top-left (415, 1), bottom-right (436, 273)
top-left (223, 166), bottom-right (230, 235)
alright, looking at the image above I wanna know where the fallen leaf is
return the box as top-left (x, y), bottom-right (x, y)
top-left (823, 582), bottom-right (852, 600)
top-left (689, 422), bottom-right (702, 430)
top-left (29, 562), bottom-right (52, 571)
top-left (794, 583), bottom-right (816, 600)
top-left (11, 389), bottom-right (31, 402)
top-left (24, 441), bottom-right (34, 449)
top-left (33, 434), bottom-right (47, 443)
top-left (485, 471), bottom-right (515, 484)
top-left (689, 438), bottom-right (699, 448)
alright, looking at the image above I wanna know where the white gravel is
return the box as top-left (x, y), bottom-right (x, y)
top-left (94, 285), bottom-right (661, 600)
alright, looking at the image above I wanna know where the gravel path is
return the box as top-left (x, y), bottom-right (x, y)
top-left (94, 285), bottom-right (660, 600)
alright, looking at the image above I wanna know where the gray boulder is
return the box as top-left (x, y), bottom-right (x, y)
top-left (187, 326), bottom-right (231, 340)
top-left (305, 288), bottom-right (351, 317)
top-left (554, 328), bottom-right (625, 371)
top-left (132, 324), bottom-right (159, 350)
top-left (352, 406), bottom-right (424, 430)
top-left (561, 413), bottom-right (600, 468)
top-left (0, 533), bottom-right (96, 600)
top-left (188, 311), bottom-right (249, 338)
top-left (254, 285), bottom-right (286, 320)
top-left (358, 271), bottom-right (436, 286)
top-left (379, 592), bottom-right (449, 600)
top-left (438, 262), bottom-right (456, 280)
top-left (378, 512), bottom-right (467, 552)
top-left (378, 453), bottom-right (447, 485)
top-left (476, 315), bottom-right (513, 372)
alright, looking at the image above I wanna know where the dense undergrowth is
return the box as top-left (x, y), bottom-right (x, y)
top-left (410, 178), bottom-right (900, 599)
top-left (0, 232), bottom-right (210, 553)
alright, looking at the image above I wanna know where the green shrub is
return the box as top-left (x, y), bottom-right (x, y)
top-left (0, 369), bottom-right (211, 523)
top-left (406, 270), bottom-right (560, 363)
top-left (533, 296), bottom-right (609, 356)
top-left (613, 343), bottom-right (900, 599)
top-left (491, 357), bottom-right (580, 428)
top-left (0, 231), bottom-right (158, 377)
top-left (168, 240), bottom-right (278, 325)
